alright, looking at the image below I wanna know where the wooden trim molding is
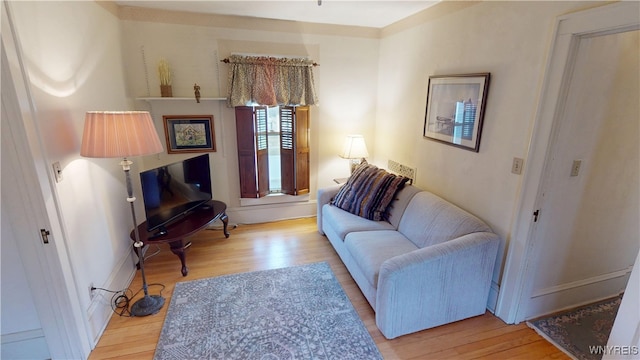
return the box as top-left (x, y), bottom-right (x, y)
top-left (117, 5), bottom-right (380, 39)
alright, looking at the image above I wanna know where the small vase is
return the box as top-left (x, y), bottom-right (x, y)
top-left (160, 85), bottom-right (172, 97)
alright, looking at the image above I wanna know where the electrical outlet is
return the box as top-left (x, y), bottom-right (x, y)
top-left (89, 282), bottom-right (95, 300)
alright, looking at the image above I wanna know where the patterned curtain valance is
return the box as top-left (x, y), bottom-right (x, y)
top-left (225, 55), bottom-right (319, 107)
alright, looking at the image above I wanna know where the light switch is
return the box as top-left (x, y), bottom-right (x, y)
top-left (570, 160), bottom-right (582, 177)
top-left (511, 157), bottom-right (524, 175)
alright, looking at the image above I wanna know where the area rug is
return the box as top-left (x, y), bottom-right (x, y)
top-left (528, 295), bottom-right (623, 360)
top-left (154, 262), bottom-right (382, 360)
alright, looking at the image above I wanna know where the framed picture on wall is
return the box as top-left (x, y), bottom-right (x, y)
top-left (163, 115), bottom-right (216, 154)
top-left (423, 73), bottom-right (490, 152)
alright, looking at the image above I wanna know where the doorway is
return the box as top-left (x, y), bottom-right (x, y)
top-left (525, 28), bottom-right (639, 319)
top-left (496, 2), bottom-right (640, 324)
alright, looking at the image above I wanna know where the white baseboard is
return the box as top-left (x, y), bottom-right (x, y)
top-left (227, 200), bottom-right (317, 224)
top-left (525, 266), bottom-right (632, 320)
top-left (86, 252), bottom-right (137, 347)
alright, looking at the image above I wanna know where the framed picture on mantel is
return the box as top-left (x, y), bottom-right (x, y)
top-left (163, 115), bottom-right (216, 154)
top-left (423, 73), bottom-right (490, 152)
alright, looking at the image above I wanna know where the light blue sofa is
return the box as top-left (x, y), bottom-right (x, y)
top-left (317, 184), bottom-right (500, 339)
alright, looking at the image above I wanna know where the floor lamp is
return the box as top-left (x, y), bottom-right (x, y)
top-left (80, 111), bottom-right (166, 316)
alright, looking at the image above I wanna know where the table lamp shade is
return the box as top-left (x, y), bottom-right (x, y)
top-left (340, 135), bottom-right (369, 159)
top-left (80, 111), bottom-right (163, 158)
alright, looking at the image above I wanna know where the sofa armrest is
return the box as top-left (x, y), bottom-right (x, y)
top-left (316, 184), bottom-right (342, 235)
top-left (375, 231), bottom-right (500, 339)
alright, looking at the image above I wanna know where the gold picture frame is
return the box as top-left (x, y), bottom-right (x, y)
top-left (163, 115), bottom-right (216, 154)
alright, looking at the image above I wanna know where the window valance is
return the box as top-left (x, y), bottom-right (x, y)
top-left (224, 55), bottom-right (319, 107)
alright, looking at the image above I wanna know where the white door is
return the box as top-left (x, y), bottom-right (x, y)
top-left (496, 2), bottom-right (640, 324)
top-left (523, 29), bottom-right (639, 318)
top-left (1, 93), bottom-right (51, 359)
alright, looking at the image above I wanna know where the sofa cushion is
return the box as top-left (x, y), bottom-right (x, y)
top-left (345, 230), bottom-right (418, 288)
top-left (322, 205), bottom-right (395, 240)
top-left (332, 163), bottom-right (409, 221)
top-left (398, 192), bottom-right (492, 248)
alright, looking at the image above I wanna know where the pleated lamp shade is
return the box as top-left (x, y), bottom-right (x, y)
top-left (80, 111), bottom-right (164, 158)
top-left (339, 135), bottom-right (369, 159)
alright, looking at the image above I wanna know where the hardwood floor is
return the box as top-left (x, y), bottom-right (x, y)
top-left (88, 217), bottom-right (567, 359)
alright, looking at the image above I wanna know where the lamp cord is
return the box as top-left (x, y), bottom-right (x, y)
top-left (92, 283), bottom-right (166, 317)
top-left (142, 244), bottom-right (161, 261)
top-left (90, 240), bottom-right (163, 317)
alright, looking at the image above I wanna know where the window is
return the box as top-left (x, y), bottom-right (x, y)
top-left (235, 105), bottom-right (310, 198)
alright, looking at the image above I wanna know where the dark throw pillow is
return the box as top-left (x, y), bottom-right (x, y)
top-left (332, 163), bottom-right (409, 221)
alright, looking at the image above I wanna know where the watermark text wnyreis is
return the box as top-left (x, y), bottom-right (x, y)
top-left (589, 345), bottom-right (639, 356)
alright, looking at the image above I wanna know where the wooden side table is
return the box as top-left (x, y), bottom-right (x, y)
top-left (131, 200), bottom-right (229, 276)
top-left (333, 177), bottom-right (349, 184)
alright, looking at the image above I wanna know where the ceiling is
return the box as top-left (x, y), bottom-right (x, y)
top-left (114, 1), bottom-right (440, 28)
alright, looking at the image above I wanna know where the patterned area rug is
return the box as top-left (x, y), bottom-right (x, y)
top-left (154, 262), bottom-right (382, 360)
top-left (528, 295), bottom-right (622, 360)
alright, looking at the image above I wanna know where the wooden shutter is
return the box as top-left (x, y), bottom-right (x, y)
top-left (254, 107), bottom-right (269, 197)
top-left (294, 106), bottom-right (310, 195)
top-left (280, 106), bottom-right (310, 196)
top-left (280, 106), bottom-right (295, 194)
top-left (235, 106), bottom-right (269, 198)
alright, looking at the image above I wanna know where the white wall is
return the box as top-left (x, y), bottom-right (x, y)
top-left (6, 1), bottom-right (139, 343)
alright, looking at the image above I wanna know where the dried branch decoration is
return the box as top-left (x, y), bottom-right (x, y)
top-left (157, 58), bottom-right (172, 86)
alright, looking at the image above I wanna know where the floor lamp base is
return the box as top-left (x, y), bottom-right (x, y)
top-left (130, 295), bottom-right (165, 317)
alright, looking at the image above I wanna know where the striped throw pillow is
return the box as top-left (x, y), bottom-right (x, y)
top-left (332, 163), bottom-right (409, 221)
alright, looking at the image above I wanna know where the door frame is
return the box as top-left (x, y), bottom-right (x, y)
top-left (495, 1), bottom-right (640, 324)
top-left (1, 2), bottom-right (91, 358)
